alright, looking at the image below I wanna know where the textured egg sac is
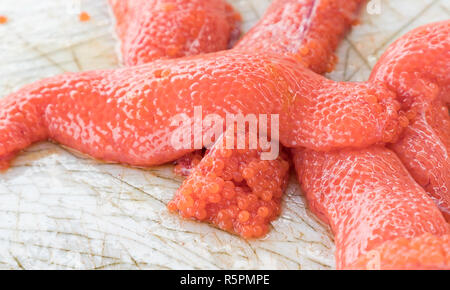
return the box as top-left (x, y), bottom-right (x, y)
top-left (0, 50), bottom-right (401, 170)
top-left (390, 101), bottom-right (450, 221)
top-left (172, 0), bottom-right (366, 176)
top-left (348, 233), bottom-right (450, 270)
top-left (169, 0), bottom-right (366, 237)
top-left (109, 0), bottom-right (241, 66)
top-left (293, 147), bottom-right (450, 269)
top-left (108, 0), bottom-right (241, 175)
top-left (168, 131), bottom-right (290, 238)
top-left (288, 20), bottom-right (450, 269)
top-left (0, 79), bottom-right (51, 170)
top-left (236, 0), bottom-right (364, 74)
top-left (370, 20), bottom-right (450, 221)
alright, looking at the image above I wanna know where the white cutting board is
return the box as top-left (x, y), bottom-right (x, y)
top-left (0, 0), bottom-right (448, 270)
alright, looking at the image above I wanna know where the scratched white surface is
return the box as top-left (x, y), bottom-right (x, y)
top-left (0, 0), bottom-right (448, 270)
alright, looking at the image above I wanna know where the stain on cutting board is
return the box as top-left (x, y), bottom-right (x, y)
top-left (0, 0), bottom-right (448, 269)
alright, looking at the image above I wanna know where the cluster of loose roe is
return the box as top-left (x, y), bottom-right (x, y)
top-left (168, 146), bottom-right (290, 239)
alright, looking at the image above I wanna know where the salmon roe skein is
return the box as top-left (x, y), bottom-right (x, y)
top-left (168, 131), bottom-right (290, 238)
top-left (173, 0), bottom-right (366, 176)
top-left (370, 21), bottom-right (450, 110)
top-left (293, 147), bottom-right (450, 269)
top-left (0, 50), bottom-right (401, 171)
top-left (109, 0), bottom-right (241, 66)
top-left (109, 1), bottom-right (240, 173)
top-left (349, 233), bottom-right (450, 270)
top-left (235, 0), bottom-right (364, 74)
top-left (390, 101), bottom-right (450, 221)
top-left (170, 0), bottom-right (367, 236)
top-left (284, 20), bottom-right (450, 269)
top-left (370, 21), bottom-right (450, 221)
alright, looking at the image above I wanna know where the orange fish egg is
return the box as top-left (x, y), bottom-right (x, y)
top-left (168, 134), bottom-right (290, 239)
top-left (0, 15), bottom-right (8, 24)
top-left (79, 12), bottom-right (91, 22)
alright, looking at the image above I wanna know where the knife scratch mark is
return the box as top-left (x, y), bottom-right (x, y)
top-left (71, 49), bottom-right (82, 71)
top-left (11, 252), bottom-right (25, 270)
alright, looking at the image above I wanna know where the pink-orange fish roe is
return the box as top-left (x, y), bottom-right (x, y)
top-left (79, 12), bottom-right (91, 22)
top-left (348, 233), bottom-right (450, 270)
top-left (0, 15), bottom-right (8, 24)
top-left (168, 140), bottom-right (290, 239)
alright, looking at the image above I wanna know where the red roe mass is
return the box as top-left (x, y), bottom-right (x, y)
top-left (168, 136), bottom-right (290, 238)
top-left (0, 0), bottom-right (449, 269)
